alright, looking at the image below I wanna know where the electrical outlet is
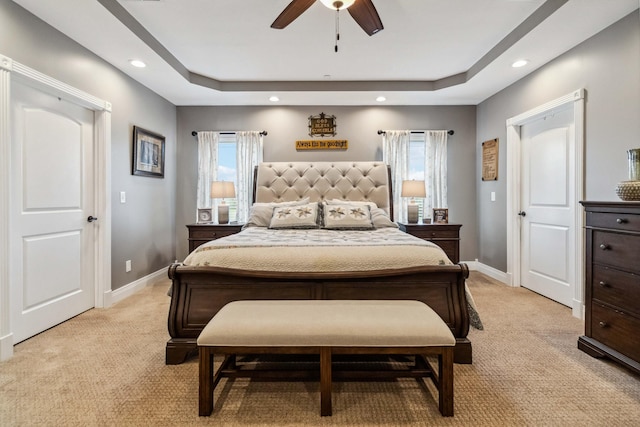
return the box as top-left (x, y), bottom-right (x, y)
top-left (125, 260), bottom-right (132, 272)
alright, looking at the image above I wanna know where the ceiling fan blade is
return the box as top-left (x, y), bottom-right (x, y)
top-left (348, 0), bottom-right (384, 36)
top-left (271, 0), bottom-right (317, 29)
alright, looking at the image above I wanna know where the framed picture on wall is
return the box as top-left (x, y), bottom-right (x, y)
top-left (132, 126), bottom-right (165, 178)
top-left (433, 208), bottom-right (449, 224)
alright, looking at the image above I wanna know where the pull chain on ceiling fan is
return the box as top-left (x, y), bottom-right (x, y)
top-left (271, 0), bottom-right (384, 52)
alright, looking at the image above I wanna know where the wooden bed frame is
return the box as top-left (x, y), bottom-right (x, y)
top-left (166, 162), bottom-right (472, 365)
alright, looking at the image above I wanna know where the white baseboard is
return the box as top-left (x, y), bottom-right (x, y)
top-left (469, 261), bottom-right (509, 285)
top-left (0, 332), bottom-right (14, 361)
top-left (110, 267), bottom-right (167, 306)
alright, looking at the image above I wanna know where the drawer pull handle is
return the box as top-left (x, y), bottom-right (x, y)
top-left (616, 218), bottom-right (627, 224)
top-left (598, 321), bottom-right (608, 328)
top-left (599, 243), bottom-right (609, 250)
top-left (599, 281), bottom-right (610, 288)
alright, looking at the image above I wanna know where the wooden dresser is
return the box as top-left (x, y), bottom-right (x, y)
top-left (579, 201), bottom-right (640, 374)
top-left (186, 223), bottom-right (243, 253)
top-left (399, 223), bottom-right (461, 264)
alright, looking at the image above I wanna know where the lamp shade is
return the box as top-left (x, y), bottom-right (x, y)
top-left (210, 181), bottom-right (236, 199)
top-left (319, 0), bottom-right (356, 10)
top-left (401, 180), bottom-right (426, 198)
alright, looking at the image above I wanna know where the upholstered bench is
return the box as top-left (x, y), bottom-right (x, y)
top-left (197, 300), bottom-right (455, 417)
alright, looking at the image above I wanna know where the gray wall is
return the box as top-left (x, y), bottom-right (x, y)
top-left (0, 0), bottom-right (178, 290)
top-left (476, 10), bottom-right (640, 272)
top-left (176, 105), bottom-right (477, 261)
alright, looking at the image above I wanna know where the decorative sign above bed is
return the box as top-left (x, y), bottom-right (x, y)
top-left (308, 112), bottom-right (336, 137)
top-left (296, 140), bottom-right (348, 150)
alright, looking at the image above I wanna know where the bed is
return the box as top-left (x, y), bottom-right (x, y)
top-left (167, 162), bottom-right (476, 365)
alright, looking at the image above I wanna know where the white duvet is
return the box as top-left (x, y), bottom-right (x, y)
top-left (183, 227), bottom-right (452, 272)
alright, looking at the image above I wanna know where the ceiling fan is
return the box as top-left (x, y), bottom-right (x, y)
top-left (271, 0), bottom-right (384, 36)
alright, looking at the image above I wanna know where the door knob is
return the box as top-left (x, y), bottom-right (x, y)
top-left (87, 216), bottom-right (98, 223)
top-left (517, 211), bottom-right (526, 217)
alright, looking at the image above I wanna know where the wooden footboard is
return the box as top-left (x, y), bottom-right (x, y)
top-left (166, 263), bottom-right (471, 365)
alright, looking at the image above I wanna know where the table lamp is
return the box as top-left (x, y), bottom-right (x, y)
top-left (401, 180), bottom-right (426, 224)
top-left (210, 181), bottom-right (235, 224)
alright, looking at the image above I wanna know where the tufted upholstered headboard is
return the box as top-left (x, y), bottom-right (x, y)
top-left (253, 162), bottom-right (393, 219)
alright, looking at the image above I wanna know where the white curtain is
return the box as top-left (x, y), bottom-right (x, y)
top-left (235, 131), bottom-right (264, 223)
top-left (381, 130), bottom-right (410, 222)
top-left (196, 131), bottom-right (219, 219)
top-left (424, 130), bottom-right (448, 219)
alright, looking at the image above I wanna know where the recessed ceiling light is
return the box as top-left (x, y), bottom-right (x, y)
top-left (129, 59), bottom-right (146, 68)
top-left (376, 96), bottom-right (386, 102)
top-left (512, 59), bottom-right (529, 68)
top-left (269, 96), bottom-right (280, 102)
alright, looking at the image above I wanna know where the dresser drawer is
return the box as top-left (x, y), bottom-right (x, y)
top-left (410, 229), bottom-right (459, 239)
top-left (592, 230), bottom-right (640, 273)
top-left (592, 265), bottom-right (640, 316)
top-left (591, 303), bottom-right (640, 362)
top-left (189, 229), bottom-right (232, 239)
top-left (587, 211), bottom-right (640, 232)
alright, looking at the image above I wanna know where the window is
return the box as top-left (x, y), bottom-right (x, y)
top-left (412, 130), bottom-right (448, 222)
top-left (217, 134), bottom-right (238, 222)
top-left (196, 130), bottom-right (263, 224)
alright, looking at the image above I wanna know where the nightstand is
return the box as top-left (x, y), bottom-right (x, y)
top-left (399, 222), bottom-right (462, 263)
top-left (186, 223), bottom-right (243, 252)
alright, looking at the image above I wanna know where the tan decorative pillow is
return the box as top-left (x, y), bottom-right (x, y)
top-left (244, 198), bottom-right (310, 228)
top-left (269, 203), bottom-right (319, 229)
top-left (323, 204), bottom-right (374, 230)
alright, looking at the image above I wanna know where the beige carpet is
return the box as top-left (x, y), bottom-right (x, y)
top-left (1, 272), bottom-right (639, 426)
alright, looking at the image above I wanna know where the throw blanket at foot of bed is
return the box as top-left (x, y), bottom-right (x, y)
top-left (197, 300), bottom-right (456, 417)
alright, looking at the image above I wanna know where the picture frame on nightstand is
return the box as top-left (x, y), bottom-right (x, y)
top-left (433, 208), bottom-right (449, 224)
top-left (197, 208), bottom-right (213, 224)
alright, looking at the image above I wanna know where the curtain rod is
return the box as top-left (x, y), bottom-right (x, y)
top-left (191, 130), bottom-right (268, 137)
top-left (377, 129), bottom-right (454, 136)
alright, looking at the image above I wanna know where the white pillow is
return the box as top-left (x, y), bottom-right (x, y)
top-left (323, 204), bottom-right (374, 230)
top-left (269, 203), bottom-right (319, 229)
top-left (244, 198), bottom-right (310, 228)
top-left (324, 199), bottom-right (378, 209)
top-left (370, 207), bottom-right (399, 229)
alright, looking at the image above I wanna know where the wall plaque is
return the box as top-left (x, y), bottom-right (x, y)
top-left (308, 112), bottom-right (336, 137)
top-left (296, 140), bottom-right (348, 150)
top-left (482, 138), bottom-right (499, 181)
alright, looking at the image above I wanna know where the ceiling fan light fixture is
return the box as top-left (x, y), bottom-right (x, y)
top-left (319, 0), bottom-right (355, 10)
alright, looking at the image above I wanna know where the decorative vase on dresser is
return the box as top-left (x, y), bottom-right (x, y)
top-left (578, 201), bottom-right (640, 374)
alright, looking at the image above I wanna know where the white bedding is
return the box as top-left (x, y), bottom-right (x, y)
top-left (183, 227), bottom-right (452, 272)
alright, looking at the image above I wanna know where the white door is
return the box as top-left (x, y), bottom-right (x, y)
top-left (10, 82), bottom-right (96, 343)
top-left (520, 106), bottom-right (575, 307)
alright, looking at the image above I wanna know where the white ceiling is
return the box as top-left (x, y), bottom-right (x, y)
top-left (12, 0), bottom-right (639, 106)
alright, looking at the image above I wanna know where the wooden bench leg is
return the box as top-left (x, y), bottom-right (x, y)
top-left (320, 347), bottom-right (332, 416)
top-left (439, 347), bottom-right (454, 416)
top-left (199, 347), bottom-right (214, 416)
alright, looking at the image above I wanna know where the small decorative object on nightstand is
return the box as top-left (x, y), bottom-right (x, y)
top-left (187, 223), bottom-right (244, 253)
top-left (197, 208), bottom-right (212, 224)
top-left (401, 180), bottom-right (425, 224)
top-left (210, 181), bottom-right (235, 224)
top-left (399, 222), bottom-right (462, 264)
